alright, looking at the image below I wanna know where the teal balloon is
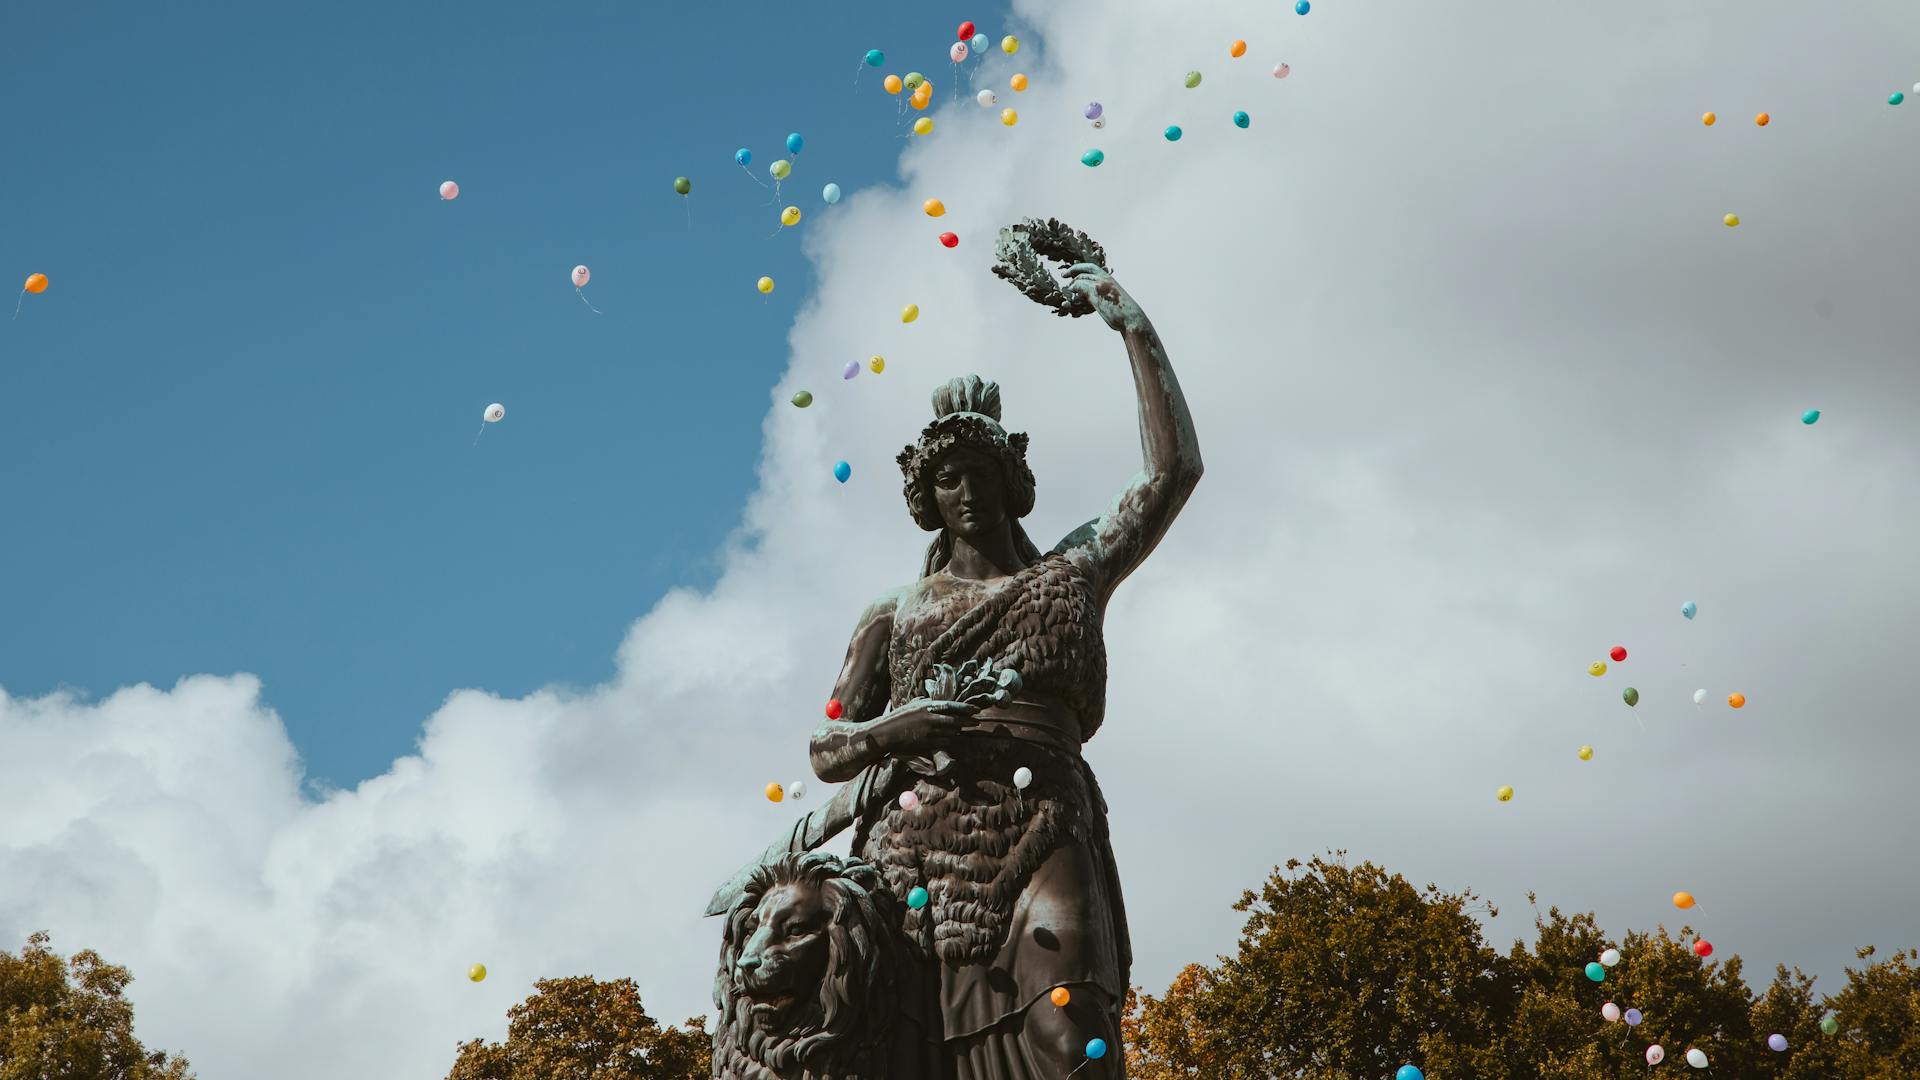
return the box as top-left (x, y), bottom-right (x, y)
top-left (1085, 1039), bottom-right (1107, 1060)
top-left (822, 183), bottom-right (842, 204)
top-left (1081, 149), bottom-right (1105, 167)
top-left (907, 886), bottom-right (929, 909)
top-left (1681, 601), bottom-right (1697, 620)
top-left (734, 147), bottom-right (752, 166)
top-left (833, 460), bottom-right (852, 484)
top-left (787, 132), bottom-right (804, 154)
top-left (1622, 687), bottom-right (1639, 707)
top-left (1233, 110), bottom-right (1250, 128)
top-left (865, 49), bottom-right (884, 67)
top-left (1802, 409), bottom-right (1820, 425)
top-left (1164, 125), bottom-right (1183, 141)
top-left (1296, 0), bottom-right (1311, 12)
top-left (1891, 91), bottom-right (1906, 106)
top-left (1585, 962), bottom-right (1606, 982)
top-left (1397, 1068), bottom-right (1425, 1080)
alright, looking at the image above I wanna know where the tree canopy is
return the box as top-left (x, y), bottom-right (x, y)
top-left (0, 932), bottom-right (194, 1080)
top-left (445, 975), bottom-right (709, 1080)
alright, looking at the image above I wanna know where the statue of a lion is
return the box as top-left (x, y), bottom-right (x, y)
top-left (713, 852), bottom-right (920, 1080)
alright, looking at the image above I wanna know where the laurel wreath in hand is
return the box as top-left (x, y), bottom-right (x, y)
top-left (991, 218), bottom-right (1110, 318)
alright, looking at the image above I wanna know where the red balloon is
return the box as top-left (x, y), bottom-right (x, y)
top-left (939, 231), bottom-right (959, 248)
top-left (958, 20), bottom-right (976, 41)
top-left (1609, 646), bottom-right (1627, 662)
top-left (825, 699), bottom-right (844, 720)
top-left (1694, 939), bottom-right (1713, 957)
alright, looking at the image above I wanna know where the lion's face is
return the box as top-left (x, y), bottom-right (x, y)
top-left (732, 880), bottom-right (833, 1033)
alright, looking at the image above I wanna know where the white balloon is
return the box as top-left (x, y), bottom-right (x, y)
top-left (571, 265), bottom-right (590, 288)
top-left (949, 41), bottom-right (969, 63)
top-left (788, 780), bottom-right (807, 801)
top-left (1601, 1002), bottom-right (1621, 1022)
top-left (1645, 1045), bottom-right (1665, 1066)
top-left (1012, 766), bottom-right (1033, 790)
top-left (1273, 62), bottom-right (1291, 79)
top-left (822, 183), bottom-right (842, 204)
top-left (483, 403), bottom-right (505, 423)
top-left (1091, 117), bottom-right (1106, 129)
top-left (1600, 948), bottom-right (1621, 967)
top-left (1693, 688), bottom-right (1708, 705)
top-left (976, 88), bottom-right (997, 107)
top-left (1686, 1048), bottom-right (1708, 1069)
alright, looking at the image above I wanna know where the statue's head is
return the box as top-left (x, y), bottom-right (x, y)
top-left (897, 376), bottom-right (1040, 573)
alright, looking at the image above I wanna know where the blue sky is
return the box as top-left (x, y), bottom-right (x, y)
top-left (1, 1), bottom-right (1014, 787)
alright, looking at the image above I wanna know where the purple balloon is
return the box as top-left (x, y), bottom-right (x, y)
top-left (1624, 1008), bottom-right (1643, 1026)
top-left (1085, 101), bottom-right (1104, 120)
top-left (1768, 1033), bottom-right (1788, 1052)
top-left (842, 360), bottom-right (860, 380)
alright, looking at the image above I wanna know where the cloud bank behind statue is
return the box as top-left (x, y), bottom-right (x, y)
top-left (6, 0), bottom-right (1920, 1077)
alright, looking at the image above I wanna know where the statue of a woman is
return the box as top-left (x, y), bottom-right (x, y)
top-left (808, 261), bottom-right (1202, 1078)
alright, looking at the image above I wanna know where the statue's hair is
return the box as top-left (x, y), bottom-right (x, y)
top-left (897, 376), bottom-right (1042, 576)
top-left (713, 852), bottom-right (900, 1080)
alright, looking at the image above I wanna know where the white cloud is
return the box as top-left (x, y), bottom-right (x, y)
top-left (7, 0), bottom-right (1920, 1075)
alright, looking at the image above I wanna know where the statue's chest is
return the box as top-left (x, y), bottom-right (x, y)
top-left (884, 561), bottom-right (1106, 709)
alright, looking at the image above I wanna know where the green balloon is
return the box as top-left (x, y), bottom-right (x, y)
top-left (904, 72), bottom-right (926, 90)
top-left (1821, 1016), bottom-right (1838, 1035)
top-left (673, 176), bottom-right (691, 195)
top-left (1184, 70), bottom-right (1202, 88)
top-left (1623, 687), bottom-right (1639, 707)
top-left (791, 390), bottom-right (813, 408)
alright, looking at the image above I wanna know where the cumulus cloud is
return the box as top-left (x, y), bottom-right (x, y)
top-left (7, 0), bottom-right (1920, 1076)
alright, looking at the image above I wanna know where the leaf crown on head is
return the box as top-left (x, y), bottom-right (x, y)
top-left (897, 375), bottom-right (1035, 532)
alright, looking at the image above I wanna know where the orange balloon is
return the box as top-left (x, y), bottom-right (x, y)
top-left (1050, 987), bottom-right (1071, 1007)
top-left (923, 198), bottom-right (946, 217)
top-left (1010, 73), bottom-right (1028, 92)
top-left (765, 783), bottom-right (784, 803)
top-left (1727, 692), bottom-right (1746, 709)
top-left (23, 273), bottom-right (47, 294)
top-left (1701, 111), bottom-right (1717, 126)
top-left (911, 93), bottom-right (930, 111)
top-left (884, 74), bottom-right (903, 95)
top-left (1673, 891), bottom-right (1695, 910)
top-left (1231, 39), bottom-right (1247, 58)
top-left (1755, 112), bottom-right (1771, 126)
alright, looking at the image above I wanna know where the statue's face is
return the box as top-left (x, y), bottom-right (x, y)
top-left (932, 446), bottom-right (1007, 540)
top-left (734, 881), bottom-right (831, 1031)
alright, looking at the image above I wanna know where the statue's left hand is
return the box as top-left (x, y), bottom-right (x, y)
top-left (1064, 263), bottom-right (1145, 333)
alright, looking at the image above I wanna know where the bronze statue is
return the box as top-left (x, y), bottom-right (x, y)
top-left (710, 221), bottom-right (1201, 1080)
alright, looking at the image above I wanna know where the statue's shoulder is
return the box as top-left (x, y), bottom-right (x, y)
top-left (1051, 518), bottom-right (1101, 555)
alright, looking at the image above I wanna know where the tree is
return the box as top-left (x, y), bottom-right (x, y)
top-left (0, 931), bottom-right (194, 1080)
top-left (445, 975), bottom-right (709, 1080)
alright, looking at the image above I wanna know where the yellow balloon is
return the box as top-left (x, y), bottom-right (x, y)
top-left (1588, 661), bottom-right (1607, 677)
top-left (1578, 745), bottom-right (1594, 761)
top-left (1496, 785), bottom-right (1514, 803)
top-left (781, 206), bottom-right (801, 226)
top-left (869, 355), bottom-right (885, 374)
top-left (1001, 35), bottom-right (1019, 54)
top-left (757, 276), bottom-right (775, 294)
top-left (1001, 107), bottom-right (1019, 126)
top-left (1010, 73), bottom-right (1029, 92)
top-left (914, 117), bottom-right (934, 135)
top-left (924, 198), bottom-right (946, 217)
top-left (468, 964), bottom-right (487, 982)
top-left (1723, 213), bottom-right (1740, 227)
top-left (884, 74), bottom-right (903, 95)
top-left (766, 782), bottom-right (784, 803)
top-left (901, 303), bottom-right (920, 323)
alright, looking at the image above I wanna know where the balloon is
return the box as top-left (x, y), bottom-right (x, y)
top-left (843, 360), bottom-right (861, 380)
top-left (1623, 687), bottom-right (1639, 707)
top-left (1821, 1016), bottom-right (1838, 1035)
top-left (977, 89), bottom-right (997, 107)
top-left (736, 147), bottom-right (752, 166)
top-left (1274, 62), bottom-right (1291, 78)
top-left (1091, 117), bottom-right (1106, 129)
top-left (572, 265), bottom-right (590, 287)
top-left (939, 232), bottom-right (959, 248)
top-left (950, 42), bottom-right (969, 63)
top-left (483, 403), bottom-right (506, 423)
top-left (911, 85), bottom-right (932, 109)
top-left (23, 273), bottom-right (48, 294)
top-left (1584, 962), bottom-right (1605, 982)
top-left (1589, 661), bottom-right (1607, 676)
top-left (971, 34), bottom-right (988, 53)
top-left (1625, 1008), bottom-right (1642, 1026)
top-left (1233, 110), bottom-right (1251, 128)
top-left (1682, 600), bottom-right (1697, 619)
top-left (1602, 1002), bottom-right (1621, 1022)
top-left (792, 390), bottom-right (813, 408)
top-left (1702, 111), bottom-right (1717, 126)
top-left (1395, 1068), bottom-right (1423, 1080)
top-left (1296, 0), bottom-right (1310, 12)
top-left (898, 790), bottom-right (919, 810)
top-left (1164, 125), bottom-right (1183, 141)
top-left (1891, 91), bottom-right (1905, 106)
top-left (1497, 785), bottom-right (1514, 802)
top-left (1610, 646), bottom-right (1627, 662)
top-left (1185, 70), bottom-right (1202, 88)
top-left (674, 176), bottom-right (691, 195)
top-left (1694, 939), bottom-right (1713, 957)
top-left (1050, 987), bottom-right (1071, 1007)
top-left (1686, 1048), bottom-right (1708, 1069)
top-left (1085, 1039), bottom-right (1107, 1060)
top-left (957, 20), bottom-right (976, 41)
top-left (1802, 408), bottom-right (1820, 424)
top-left (789, 781), bottom-right (807, 800)
top-left (1756, 112), bottom-right (1771, 126)
top-left (1600, 948), bottom-right (1621, 967)
top-left (823, 183), bottom-right (842, 204)
top-left (905, 72), bottom-right (926, 90)
top-left (869, 356), bottom-right (884, 374)
top-left (1085, 101), bottom-right (1104, 120)
top-left (781, 205), bottom-right (801, 226)
top-left (766, 782), bottom-right (784, 803)
top-left (771, 159), bottom-right (791, 179)
top-left (1724, 213), bottom-right (1740, 227)
top-left (1013, 766), bottom-right (1033, 790)
top-left (786, 132), bottom-right (804, 154)
top-left (1578, 745), bottom-right (1593, 761)
top-left (1001, 108), bottom-right (1019, 126)
top-left (924, 198), bottom-right (947, 217)
top-left (1081, 149), bottom-right (1105, 167)
top-left (902, 303), bottom-right (919, 322)
top-left (908, 886), bottom-right (929, 909)
top-left (1010, 73), bottom-right (1028, 91)
top-left (440, 180), bottom-right (459, 200)
top-left (833, 460), bottom-right (852, 484)
top-left (469, 963), bottom-right (487, 982)
top-left (914, 117), bottom-right (934, 135)
top-left (1646, 1045), bottom-right (1665, 1065)
top-left (1693, 688), bottom-right (1708, 705)
top-left (758, 276), bottom-right (775, 294)
top-left (1673, 891), bottom-right (1696, 909)
top-left (1001, 35), bottom-right (1019, 54)
top-left (1727, 692), bottom-right (1746, 709)
top-left (865, 49), bottom-right (884, 67)
top-left (1768, 1033), bottom-right (1788, 1052)
top-left (1231, 39), bottom-right (1248, 57)
top-left (885, 74), bottom-right (903, 94)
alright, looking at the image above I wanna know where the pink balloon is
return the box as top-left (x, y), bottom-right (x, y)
top-left (898, 790), bottom-right (920, 810)
top-left (1601, 1002), bottom-right (1621, 1022)
top-left (439, 180), bottom-right (459, 200)
top-left (1273, 62), bottom-right (1291, 78)
top-left (571, 265), bottom-right (590, 288)
top-left (1645, 1045), bottom-right (1665, 1066)
top-left (950, 41), bottom-right (969, 62)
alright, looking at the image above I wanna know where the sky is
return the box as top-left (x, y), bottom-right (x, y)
top-left (5, 0), bottom-right (1920, 1077)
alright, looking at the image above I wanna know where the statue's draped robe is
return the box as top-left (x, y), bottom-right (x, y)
top-left (852, 552), bottom-right (1130, 1079)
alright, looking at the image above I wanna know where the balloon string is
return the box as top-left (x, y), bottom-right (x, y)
top-left (739, 164), bottom-right (768, 189)
top-left (11, 289), bottom-right (23, 321)
top-left (576, 288), bottom-right (601, 315)
top-left (472, 423), bottom-right (487, 448)
top-left (685, 199), bottom-right (693, 230)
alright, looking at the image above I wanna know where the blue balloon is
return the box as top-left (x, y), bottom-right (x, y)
top-left (834, 460), bottom-right (852, 484)
top-left (1081, 149), bottom-right (1105, 167)
top-left (1397, 1068), bottom-right (1425, 1080)
top-left (1085, 1039), bottom-right (1107, 1060)
top-left (787, 132), bottom-right (804, 154)
top-left (1296, 0), bottom-right (1310, 11)
top-left (1233, 110), bottom-right (1250, 128)
top-left (1681, 601), bottom-right (1697, 620)
top-left (906, 885), bottom-right (928, 909)
top-left (865, 49), bottom-right (884, 67)
top-left (823, 183), bottom-right (842, 204)
top-left (1624, 1008), bottom-right (1642, 1026)
top-left (735, 147), bottom-right (752, 166)
top-left (1164, 125), bottom-right (1183, 141)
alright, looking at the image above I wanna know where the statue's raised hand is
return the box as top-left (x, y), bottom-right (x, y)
top-left (1064, 263), bottom-right (1145, 333)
